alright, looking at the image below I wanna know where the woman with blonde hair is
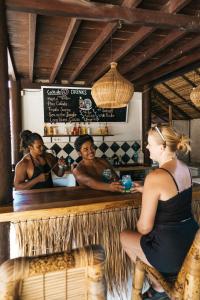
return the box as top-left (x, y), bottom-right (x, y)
top-left (120, 125), bottom-right (199, 300)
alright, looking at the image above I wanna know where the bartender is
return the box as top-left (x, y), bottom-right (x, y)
top-left (72, 134), bottom-right (123, 192)
top-left (14, 130), bottom-right (66, 190)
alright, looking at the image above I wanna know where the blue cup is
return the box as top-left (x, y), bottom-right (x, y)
top-left (121, 175), bottom-right (133, 192)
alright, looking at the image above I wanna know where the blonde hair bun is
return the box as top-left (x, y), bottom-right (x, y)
top-left (177, 134), bottom-right (191, 154)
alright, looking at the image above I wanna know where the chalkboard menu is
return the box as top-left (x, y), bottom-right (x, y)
top-left (42, 87), bottom-right (128, 123)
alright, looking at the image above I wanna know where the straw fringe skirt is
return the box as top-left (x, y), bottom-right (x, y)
top-left (11, 206), bottom-right (140, 293)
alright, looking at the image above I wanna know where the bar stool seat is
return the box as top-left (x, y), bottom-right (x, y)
top-left (132, 229), bottom-right (200, 300)
top-left (0, 245), bottom-right (106, 300)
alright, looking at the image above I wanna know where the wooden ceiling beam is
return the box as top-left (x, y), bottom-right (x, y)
top-left (29, 13), bottom-right (37, 82)
top-left (152, 88), bottom-right (191, 119)
top-left (68, 0), bottom-right (141, 84)
top-left (152, 112), bottom-right (169, 123)
top-left (152, 93), bottom-right (181, 120)
top-left (182, 75), bottom-right (196, 87)
top-left (120, 29), bottom-right (185, 75)
top-left (49, 18), bottom-right (81, 83)
top-left (141, 61), bottom-right (200, 88)
top-left (6, 0), bottom-right (200, 31)
top-left (162, 82), bottom-right (200, 114)
top-left (86, 0), bottom-right (190, 85)
top-left (130, 36), bottom-right (200, 82)
top-left (162, 0), bottom-right (191, 13)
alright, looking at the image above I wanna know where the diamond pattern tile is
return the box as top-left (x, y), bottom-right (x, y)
top-left (132, 141), bottom-right (141, 152)
top-left (121, 142), bottom-right (130, 152)
top-left (63, 143), bottom-right (74, 155)
top-left (50, 143), bottom-right (62, 155)
top-left (110, 142), bottom-right (120, 152)
top-left (45, 140), bottom-right (141, 165)
top-left (122, 153), bottom-right (130, 164)
top-left (99, 142), bottom-right (109, 153)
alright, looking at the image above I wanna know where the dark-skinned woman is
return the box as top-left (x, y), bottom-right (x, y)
top-left (14, 130), bottom-right (66, 190)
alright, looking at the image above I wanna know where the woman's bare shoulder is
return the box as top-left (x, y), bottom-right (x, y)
top-left (16, 155), bottom-right (30, 168)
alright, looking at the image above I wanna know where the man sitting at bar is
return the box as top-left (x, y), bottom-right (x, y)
top-left (14, 130), bottom-right (66, 190)
top-left (72, 134), bottom-right (123, 192)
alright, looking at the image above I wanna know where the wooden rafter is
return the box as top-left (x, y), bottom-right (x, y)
top-left (134, 47), bottom-right (200, 89)
top-left (153, 88), bottom-right (191, 119)
top-left (129, 35), bottom-right (200, 82)
top-left (139, 61), bottom-right (200, 89)
top-left (29, 13), bottom-right (37, 82)
top-left (5, 1), bottom-right (200, 31)
top-left (162, 82), bottom-right (200, 114)
top-left (49, 18), bottom-right (81, 83)
top-left (152, 93), bottom-right (180, 121)
top-left (68, 0), bottom-right (141, 84)
top-left (120, 29), bottom-right (185, 75)
top-left (182, 75), bottom-right (196, 88)
top-left (151, 110), bottom-right (168, 123)
top-left (86, 0), bottom-right (190, 85)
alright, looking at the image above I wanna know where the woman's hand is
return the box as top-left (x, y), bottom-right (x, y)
top-left (58, 156), bottom-right (66, 169)
top-left (131, 181), bottom-right (144, 193)
top-left (37, 173), bottom-right (49, 183)
top-left (109, 181), bottom-right (124, 193)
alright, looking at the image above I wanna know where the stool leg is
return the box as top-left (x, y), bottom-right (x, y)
top-left (132, 260), bottom-right (145, 300)
top-left (183, 273), bottom-right (200, 300)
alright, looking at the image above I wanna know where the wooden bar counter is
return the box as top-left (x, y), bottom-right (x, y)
top-left (0, 185), bottom-right (200, 292)
top-left (0, 186), bottom-right (141, 222)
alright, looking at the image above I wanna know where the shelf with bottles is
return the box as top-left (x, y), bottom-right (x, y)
top-left (43, 134), bottom-right (114, 142)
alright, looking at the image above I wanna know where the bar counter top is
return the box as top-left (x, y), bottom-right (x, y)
top-left (0, 184), bottom-right (200, 223)
top-left (0, 187), bottom-right (141, 223)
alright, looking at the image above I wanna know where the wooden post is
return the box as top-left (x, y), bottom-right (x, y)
top-left (142, 85), bottom-right (151, 165)
top-left (0, 0), bottom-right (12, 263)
top-left (10, 79), bottom-right (22, 167)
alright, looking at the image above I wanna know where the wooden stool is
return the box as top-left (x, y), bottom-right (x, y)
top-left (0, 245), bottom-right (106, 300)
top-left (132, 229), bottom-right (200, 300)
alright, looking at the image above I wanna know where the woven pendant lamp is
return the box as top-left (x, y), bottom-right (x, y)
top-left (190, 86), bottom-right (200, 107)
top-left (91, 62), bottom-right (134, 108)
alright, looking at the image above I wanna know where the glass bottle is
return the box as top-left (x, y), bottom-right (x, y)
top-left (44, 123), bottom-right (48, 136)
top-left (87, 122), bottom-right (91, 135)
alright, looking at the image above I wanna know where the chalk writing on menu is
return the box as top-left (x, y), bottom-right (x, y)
top-left (43, 87), bottom-right (128, 123)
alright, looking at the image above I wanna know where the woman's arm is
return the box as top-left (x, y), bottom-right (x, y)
top-left (45, 153), bottom-right (66, 177)
top-left (14, 161), bottom-right (48, 190)
top-left (73, 165), bottom-right (123, 192)
top-left (136, 170), bottom-right (160, 235)
top-left (102, 159), bottom-right (119, 180)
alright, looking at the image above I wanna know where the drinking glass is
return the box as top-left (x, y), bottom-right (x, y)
top-left (102, 169), bottom-right (113, 183)
top-left (121, 175), bottom-right (133, 192)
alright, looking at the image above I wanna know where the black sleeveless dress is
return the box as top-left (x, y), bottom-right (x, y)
top-left (28, 154), bottom-right (53, 189)
top-left (140, 168), bottom-right (199, 277)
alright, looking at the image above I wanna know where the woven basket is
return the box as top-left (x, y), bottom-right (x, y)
top-left (190, 86), bottom-right (200, 107)
top-left (91, 62), bottom-right (134, 108)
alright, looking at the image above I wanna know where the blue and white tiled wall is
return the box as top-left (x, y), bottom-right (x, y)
top-left (45, 140), bottom-right (141, 165)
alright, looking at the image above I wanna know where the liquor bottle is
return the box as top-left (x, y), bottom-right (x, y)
top-left (78, 123), bottom-right (81, 135)
top-left (81, 122), bottom-right (86, 135)
top-left (104, 123), bottom-right (109, 135)
top-left (73, 123), bottom-right (78, 135)
top-left (86, 122), bottom-right (91, 135)
top-left (44, 123), bottom-right (48, 136)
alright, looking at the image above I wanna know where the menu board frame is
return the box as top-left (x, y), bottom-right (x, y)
top-left (42, 86), bottom-right (128, 123)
